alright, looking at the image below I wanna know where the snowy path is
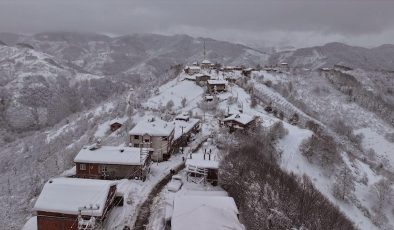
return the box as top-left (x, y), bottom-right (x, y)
top-left (133, 163), bottom-right (185, 230)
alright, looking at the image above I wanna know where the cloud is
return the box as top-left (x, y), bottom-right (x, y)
top-left (0, 0), bottom-right (393, 47)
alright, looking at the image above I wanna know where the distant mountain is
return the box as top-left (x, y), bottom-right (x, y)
top-left (0, 45), bottom-right (126, 132)
top-left (1, 32), bottom-right (269, 76)
top-left (269, 42), bottom-right (394, 71)
top-left (0, 32), bottom-right (269, 133)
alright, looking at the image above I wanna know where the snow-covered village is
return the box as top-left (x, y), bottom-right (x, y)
top-left (1, 1), bottom-right (394, 230)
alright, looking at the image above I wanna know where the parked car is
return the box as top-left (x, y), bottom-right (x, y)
top-left (167, 175), bottom-right (183, 192)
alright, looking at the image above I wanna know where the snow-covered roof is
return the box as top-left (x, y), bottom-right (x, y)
top-left (186, 153), bottom-right (219, 169)
top-left (185, 75), bottom-right (197, 81)
top-left (175, 113), bottom-right (190, 121)
top-left (202, 59), bottom-right (211, 64)
top-left (74, 146), bottom-right (148, 165)
top-left (33, 178), bottom-right (116, 216)
top-left (207, 79), bottom-right (227, 85)
top-left (129, 118), bottom-right (174, 136)
top-left (174, 118), bottom-right (200, 140)
top-left (243, 67), bottom-right (254, 71)
top-left (223, 113), bottom-right (255, 125)
top-left (172, 195), bottom-right (243, 230)
top-left (189, 66), bottom-right (201, 70)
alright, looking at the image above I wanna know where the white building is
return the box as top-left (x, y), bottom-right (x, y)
top-left (171, 194), bottom-right (245, 230)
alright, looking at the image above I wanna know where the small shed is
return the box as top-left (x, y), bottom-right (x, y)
top-left (110, 121), bottom-right (122, 132)
top-left (33, 178), bottom-right (117, 230)
top-left (186, 151), bottom-right (219, 185)
top-left (204, 95), bottom-right (214, 102)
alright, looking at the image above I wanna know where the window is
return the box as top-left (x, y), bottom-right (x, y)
top-left (101, 165), bottom-right (108, 173)
top-left (134, 143), bottom-right (139, 147)
top-left (134, 135), bottom-right (139, 139)
top-left (144, 139), bottom-right (150, 143)
top-left (79, 164), bottom-right (86, 171)
top-left (162, 136), bottom-right (168, 141)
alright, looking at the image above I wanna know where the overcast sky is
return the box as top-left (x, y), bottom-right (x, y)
top-left (0, 0), bottom-right (393, 48)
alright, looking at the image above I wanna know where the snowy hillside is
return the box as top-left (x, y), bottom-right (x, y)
top-left (1, 33), bottom-right (393, 230)
top-left (269, 42), bottom-right (394, 71)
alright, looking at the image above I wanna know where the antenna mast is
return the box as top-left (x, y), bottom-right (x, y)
top-left (203, 39), bottom-right (206, 60)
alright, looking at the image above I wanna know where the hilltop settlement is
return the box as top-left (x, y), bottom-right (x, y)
top-left (21, 52), bottom-right (386, 230)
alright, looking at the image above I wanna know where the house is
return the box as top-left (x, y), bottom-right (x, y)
top-left (173, 118), bottom-right (201, 148)
top-left (33, 178), bottom-right (117, 230)
top-left (186, 150), bottom-right (219, 185)
top-left (171, 194), bottom-right (244, 230)
top-left (234, 66), bottom-right (243, 71)
top-left (129, 118), bottom-right (175, 162)
top-left (222, 113), bottom-right (258, 132)
top-left (185, 66), bottom-right (201, 75)
top-left (201, 59), bottom-right (212, 69)
top-left (74, 146), bottom-right (152, 180)
top-left (195, 74), bottom-right (211, 84)
top-left (241, 68), bottom-right (254, 77)
top-left (207, 80), bottom-right (227, 93)
top-left (110, 121), bottom-right (122, 132)
top-left (222, 66), bottom-right (235, 72)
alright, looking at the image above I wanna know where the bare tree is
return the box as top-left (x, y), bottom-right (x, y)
top-left (332, 166), bottom-right (355, 201)
top-left (166, 100), bottom-right (174, 111)
top-left (371, 179), bottom-right (393, 211)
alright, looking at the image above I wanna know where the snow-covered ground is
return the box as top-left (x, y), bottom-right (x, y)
top-left (19, 67), bottom-right (393, 230)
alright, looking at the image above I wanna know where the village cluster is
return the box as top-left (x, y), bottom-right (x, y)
top-left (23, 57), bottom-right (276, 230)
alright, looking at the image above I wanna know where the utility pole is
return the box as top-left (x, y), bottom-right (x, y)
top-left (180, 125), bottom-right (186, 154)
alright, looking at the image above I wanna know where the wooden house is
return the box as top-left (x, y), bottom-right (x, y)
top-left (207, 80), bottom-right (227, 93)
top-left (195, 74), bottom-right (211, 84)
top-left (33, 178), bottom-right (116, 230)
top-left (185, 66), bottom-right (201, 75)
top-left (129, 118), bottom-right (175, 162)
top-left (74, 146), bottom-right (152, 180)
top-left (222, 113), bottom-right (258, 132)
top-left (110, 121), bottom-right (122, 132)
top-left (222, 66), bottom-right (235, 72)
